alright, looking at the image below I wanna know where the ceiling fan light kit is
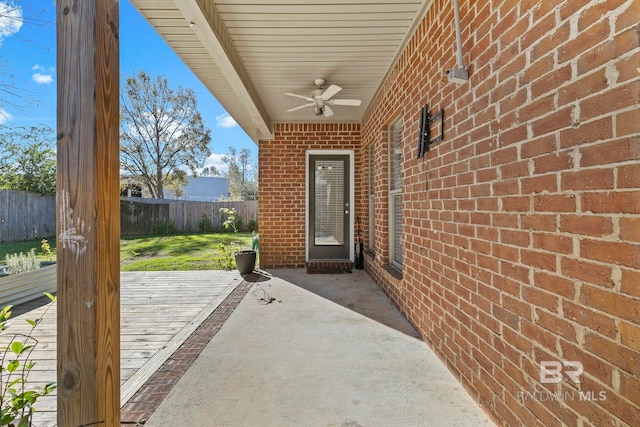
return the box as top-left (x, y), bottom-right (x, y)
top-left (285, 78), bottom-right (362, 118)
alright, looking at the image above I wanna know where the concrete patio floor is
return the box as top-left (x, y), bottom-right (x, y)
top-left (146, 269), bottom-right (495, 427)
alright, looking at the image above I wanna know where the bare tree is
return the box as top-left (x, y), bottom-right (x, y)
top-left (222, 146), bottom-right (257, 200)
top-left (120, 71), bottom-right (212, 198)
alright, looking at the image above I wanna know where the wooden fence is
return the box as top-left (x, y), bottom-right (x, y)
top-left (0, 190), bottom-right (56, 243)
top-left (0, 191), bottom-right (258, 242)
top-left (121, 198), bottom-right (258, 235)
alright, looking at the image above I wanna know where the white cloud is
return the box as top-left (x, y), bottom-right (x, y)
top-left (0, 108), bottom-right (13, 124)
top-left (201, 153), bottom-right (228, 174)
top-left (32, 65), bottom-right (54, 84)
top-left (216, 113), bottom-right (238, 128)
top-left (32, 73), bottom-right (53, 84)
top-left (0, 2), bottom-right (23, 45)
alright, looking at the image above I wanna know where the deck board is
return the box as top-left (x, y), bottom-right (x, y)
top-left (0, 270), bottom-right (242, 426)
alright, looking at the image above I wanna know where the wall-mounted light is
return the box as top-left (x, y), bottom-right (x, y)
top-left (188, 22), bottom-right (197, 33)
top-left (446, 0), bottom-right (469, 84)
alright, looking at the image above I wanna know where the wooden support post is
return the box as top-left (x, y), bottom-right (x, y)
top-left (56, 1), bottom-right (120, 426)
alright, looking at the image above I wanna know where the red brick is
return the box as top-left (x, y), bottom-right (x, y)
top-left (621, 270), bottom-right (640, 297)
top-left (561, 257), bottom-right (614, 288)
top-left (562, 300), bottom-right (617, 338)
top-left (616, 108), bottom-right (640, 137)
top-left (620, 217), bottom-right (640, 242)
top-left (584, 332), bottom-right (640, 376)
top-left (560, 168), bottom-right (615, 191)
top-left (533, 232), bottom-right (573, 254)
top-left (531, 22), bottom-right (570, 61)
top-left (620, 321), bottom-right (640, 352)
top-left (559, 116), bottom-right (613, 148)
top-left (523, 286), bottom-right (559, 312)
top-left (581, 83), bottom-right (640, 122)
top-left (522, 249), bottom-right (556, 271)
top-left (533, 151), bottom-right (573, 174)
top-left (558, 19), bottom-right (610, 63)
top-left (618, 163), bottom-right (640, 188)
top-left (578, 0), bottom-right (627, 31)
top-left (582, 191), bottom-right (640, 214)
top-left (521, 134), bottom-right (557, 158)
top-left (535, 309), bottom-right (577, 342)
top-left (581, 239), bottom-right (640, 269)
top-left (522, 214), bottom-right (557, 232)
top-left (531, 108), bottom-right (573, 137)
top-left (533, 272), bottom-right (576, 299)
top-left (620, 370), bottom-right (640, 408)
top-left (533, 194), bottom-right (576, 213)
top-left (616, 49), bottom-right (640, 84)
top-left (522, 174), bottom-right (558, 194)
top-left (577, 26), bottom-right (640, 75)
top-left (558, 68), bottom-right (608, 106)
top-left (616, 0), bottom-right (640, 31)
top-left (559, 214), bottom-right (613, 236)
top-left (519, 94), bottom-right (555, 123)
top-left (580, 285), bottom-right (639, 324)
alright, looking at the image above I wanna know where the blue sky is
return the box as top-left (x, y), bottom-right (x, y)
top-left (0, 0), bottom-right (256, 173)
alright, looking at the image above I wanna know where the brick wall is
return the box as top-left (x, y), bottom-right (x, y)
top-left (360, 0), bottom-right (639, 425)
top-left (258, 123), bottom-right (361, 268)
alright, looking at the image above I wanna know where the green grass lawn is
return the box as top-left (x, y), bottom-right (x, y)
top-left (0, 233), bottom-right (253, 271)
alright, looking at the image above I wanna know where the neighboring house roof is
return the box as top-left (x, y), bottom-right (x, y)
top-left (166, 176), bottom-right (230, 202)
top-left (128, 0), bottom-right (429, 142)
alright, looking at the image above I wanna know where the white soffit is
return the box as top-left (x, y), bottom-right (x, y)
top-left (129, 0), bottom-right (430, 141)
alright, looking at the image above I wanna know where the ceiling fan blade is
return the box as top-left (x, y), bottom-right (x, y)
top-left (285, 92), bottom-right (314, 102)
top-left (323, 105), bottom-right (334, 117)
top-left (321, 84), bottom-right (342, 100)
top-left (287, 103), bottom-right (313, 112)
top-left (327, 99), bottom-right (362, 107)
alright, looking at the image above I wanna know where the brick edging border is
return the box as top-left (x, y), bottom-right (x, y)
top-left (120, 278), bottom-right (254, 425)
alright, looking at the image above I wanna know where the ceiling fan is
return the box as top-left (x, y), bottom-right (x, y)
top-left (285, 79), bottom-right (361, 118)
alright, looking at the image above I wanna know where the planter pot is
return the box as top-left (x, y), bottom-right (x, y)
top-left (234, 250), bottom-right (257, 274)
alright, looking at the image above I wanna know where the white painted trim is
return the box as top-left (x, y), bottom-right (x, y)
top-left (306, 150), bottom-right (355, 263)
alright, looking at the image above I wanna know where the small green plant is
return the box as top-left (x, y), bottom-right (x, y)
top-left (213, 242), bottom-right (235, 270)
top-left (1, 294), bottom-right (57, 426)
top-left (4, 250), bottom-right (39, 276)
top-left (219, 208), bottom-right (239, 233)
top-left (247, 218), bottom-right (258, 233)
top-left (39, 240), bottom-right (53, 262)
top-left (197, 214), bottom-right (213, 233)
top-left (151, 219), bottom-right (176, 235)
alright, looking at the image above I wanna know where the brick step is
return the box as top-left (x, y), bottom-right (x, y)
top-left (306, 260), bottom-right (353, 274)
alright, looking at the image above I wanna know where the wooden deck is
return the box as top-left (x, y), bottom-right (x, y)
top-left (0, 270), bottom-right (243, 426)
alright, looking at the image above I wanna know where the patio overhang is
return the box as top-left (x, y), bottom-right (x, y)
top-left (129, 0), bottom-right (433, 142)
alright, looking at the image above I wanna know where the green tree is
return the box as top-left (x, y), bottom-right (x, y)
top-left (222, 146), bottom-right (257, 200)
top-left (120, 71), bottom-right (212, 199)
top-left (0, 125), bottom-right (56, 194)
top-left (200, 166), bottom-right (221, 177)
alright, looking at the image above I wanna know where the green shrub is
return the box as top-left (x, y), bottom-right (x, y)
top-left (5, 250), bottom-right (40, 276)
top-left (151, 219), bottom-right (176, 235)
top-left (197, 214), bottom-right (213, 233)
top-left (248, 218), bottom-right (258, 233)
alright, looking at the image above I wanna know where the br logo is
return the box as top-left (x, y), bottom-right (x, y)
top-left (540, 361), bottom-right (584, 384)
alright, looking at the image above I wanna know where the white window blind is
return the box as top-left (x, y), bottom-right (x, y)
top-left (315, 160), bottom-right (344, 246)
top-left (389, 119), bottom-right (402, 269)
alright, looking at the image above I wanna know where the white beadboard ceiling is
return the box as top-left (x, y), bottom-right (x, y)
top-left (129, 0), bottom-right (431, 141)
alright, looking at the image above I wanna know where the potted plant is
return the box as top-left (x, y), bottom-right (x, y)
top-left (219, 208), bottom-right (257, 274)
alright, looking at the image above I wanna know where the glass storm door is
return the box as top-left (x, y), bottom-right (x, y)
top-left (309, 155), bottom-right (350, 260)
